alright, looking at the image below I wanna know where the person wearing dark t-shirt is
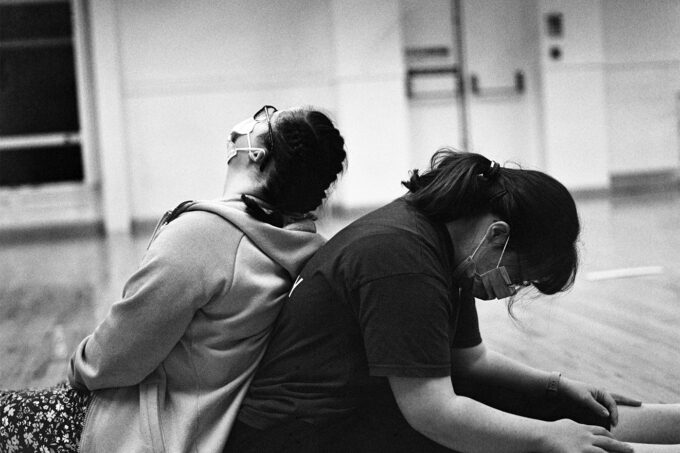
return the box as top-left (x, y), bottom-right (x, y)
top-left (240, 197), bottom-right (483, 429)
top-left (225, 150), bottom-right (680, 453)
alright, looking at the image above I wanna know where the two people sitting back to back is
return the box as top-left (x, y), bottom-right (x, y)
top-left (1, 105), bottom-right (679, 453)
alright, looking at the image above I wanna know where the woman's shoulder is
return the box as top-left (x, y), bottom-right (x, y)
top-left (149, 210), bottom-right (246, 264)
top-left (170, 209), bottom-right (243, 235)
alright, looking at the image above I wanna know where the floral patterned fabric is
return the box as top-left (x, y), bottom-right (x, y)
top-left (0, 381), bottom-right (92, 453)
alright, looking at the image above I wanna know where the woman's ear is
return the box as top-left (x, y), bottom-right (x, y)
top-left (249, 149), bottom-right (266, 163)
top-left (487, 221), bottom-right (510, 244)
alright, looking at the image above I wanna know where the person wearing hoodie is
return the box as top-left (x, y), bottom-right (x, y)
top-left (0, 105), bottom-right (347, 453)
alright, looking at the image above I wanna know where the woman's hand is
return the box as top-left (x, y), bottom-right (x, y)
top-left (541, 419), bottom-right (634, 453)
top-left (559, 377), bottom-right (620, 427)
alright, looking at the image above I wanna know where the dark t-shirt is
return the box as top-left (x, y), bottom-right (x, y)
top-left (238, 198), bottom-right (482, 431)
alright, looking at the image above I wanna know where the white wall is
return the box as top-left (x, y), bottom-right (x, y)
top-left (602, 0), bottom-right (680, 175)
top-left (115, 0), bottom-right (338, 220)
top-left (84, 0), bottom-right (680, 232)
top-left (5, 0), bottom-right (680, 233)
top-left (95, 0), bottom-right (411, 227)
top-left (89, 0), bottom-right (131, 232)
top-left (538, 0), bottom-right (609, 190)
top-left (329, 0), bottom-right (411, 207)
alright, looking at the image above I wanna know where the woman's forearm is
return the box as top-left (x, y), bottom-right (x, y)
top-left (455, 347), bottom-right (554, 397)
top-left (391, 375), bottom-right (633, 453)
top-left (416, 393), bottom-right (549, 452)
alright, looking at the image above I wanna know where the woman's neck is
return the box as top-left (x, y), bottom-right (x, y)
top-left (445, 213), bottom-right (495, 263)
top-left (222, 166), bottom-right (266, 199)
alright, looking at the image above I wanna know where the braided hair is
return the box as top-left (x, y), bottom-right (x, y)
top-left (243, 107), bottom-right (347, 227)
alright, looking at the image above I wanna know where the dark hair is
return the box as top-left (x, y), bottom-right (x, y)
top-left (403, 148), bottom-right (580, 296)
top-left (242, 106), bottom-right (347, 227)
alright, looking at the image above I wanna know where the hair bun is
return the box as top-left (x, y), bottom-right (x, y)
top-left (255, 108), bottom-right (346, 220)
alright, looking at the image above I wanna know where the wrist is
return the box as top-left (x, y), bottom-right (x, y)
top-left (531, 420), bottom-right (556, 452)
top-left (545, 371), bottom-right (561, 399)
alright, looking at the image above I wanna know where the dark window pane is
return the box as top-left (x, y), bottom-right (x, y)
top-left (0, 45), bottom-right (79, 135)
top-left (0, 145), bottom-right (83, 186)
top-left (0, 2), bottom-right (72, 42)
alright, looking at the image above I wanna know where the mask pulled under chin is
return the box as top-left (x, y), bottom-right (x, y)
top-left (473, 266), bottom-right (516, 300)
top-left (452, 229), bottom-right (517, 300)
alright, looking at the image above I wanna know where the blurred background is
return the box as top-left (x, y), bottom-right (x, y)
top-left (0, 0), bottom-right (678, 402)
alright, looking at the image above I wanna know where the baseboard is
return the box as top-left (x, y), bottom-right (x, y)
top-left (0, 220), bottom-right (104, 243)
top-left (610, 170), bottom-right (680, 196)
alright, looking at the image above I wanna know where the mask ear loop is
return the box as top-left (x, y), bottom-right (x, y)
top-left (249, 149), bottom-right (266, 163)
top-left (496, 234), bottom-right (510, 268)
top-left (470, 224), bottom-right (494, 260)
top-left (229, 120), bottom-right (268, 164)
top-left (246, 127), bottom-right (267, 162)
top-left (244, 118), bottom-right (268, 164)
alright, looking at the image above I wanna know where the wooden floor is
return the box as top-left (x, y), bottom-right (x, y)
top-left (1, 190), bottom-right (679, 403)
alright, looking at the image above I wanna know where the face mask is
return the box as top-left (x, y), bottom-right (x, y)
top-left (227, 117), bottom-right (267, 164)
top-left (452, 227), bottom-right (517, 300)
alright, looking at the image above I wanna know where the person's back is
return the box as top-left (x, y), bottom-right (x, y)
top-left (231, 198), bottom-right (481, 451)
top-left (73, 200), bottom-right (324, 452)
top-left (0, 105), bottom-right (347, 453)
top-left (69, 106), bottom-right (347, 452)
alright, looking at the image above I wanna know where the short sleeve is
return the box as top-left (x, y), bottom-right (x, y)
top-left (358, 273), bottom-right (453, 378)
top-left (451, 289), bottom-right (482, 348)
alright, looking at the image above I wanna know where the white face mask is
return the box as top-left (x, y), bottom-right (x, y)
top-left (227, 117), bottom-right (267, 164)
top-left (452, 227), bottom-right (517, 300)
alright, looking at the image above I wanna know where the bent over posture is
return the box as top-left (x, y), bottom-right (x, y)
top-left (227, 150), bottom-right (680, 453)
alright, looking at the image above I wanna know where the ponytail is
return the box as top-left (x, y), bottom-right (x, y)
top-left (402, 148), bottom-right (501, 222)
top-left (404, 148), bottom-right (580, 297)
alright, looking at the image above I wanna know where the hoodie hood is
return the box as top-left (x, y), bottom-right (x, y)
top-left (186, 199), bottom-right (325, 279)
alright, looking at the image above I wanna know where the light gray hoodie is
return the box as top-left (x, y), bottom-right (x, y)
top-left (69, 199), bottom-right (325, 452)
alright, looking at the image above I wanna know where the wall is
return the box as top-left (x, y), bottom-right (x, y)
top-left (602, 0), bottom-right (680, 175)
top-left (116, 0), bottom-right (680, 225)
top-left (100, 0), bottom-right (410, 227)
top-left (6, 0), bottom-right (680, 233)
top-left (115, 0), bottom-right (336, 220)
top-left (329, 0), bottom-right (411, 207)
top-left (537, 0), bottom-right (609, 190)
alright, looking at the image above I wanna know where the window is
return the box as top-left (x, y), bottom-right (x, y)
top-left (0, 0), bottom-right (86, 187)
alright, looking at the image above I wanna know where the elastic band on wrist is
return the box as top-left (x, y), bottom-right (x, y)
top-left (546, 371), bottom-right (562, 398)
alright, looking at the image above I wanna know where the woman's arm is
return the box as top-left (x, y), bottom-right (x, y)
top-left (69, 212), bottom-right (237, 390)
top-left (452, 342), bottom-right (549, 394)
top-left (389, 375), bottom-right (634, 453)
top-left (452, 342), bottom-right (620, 426)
